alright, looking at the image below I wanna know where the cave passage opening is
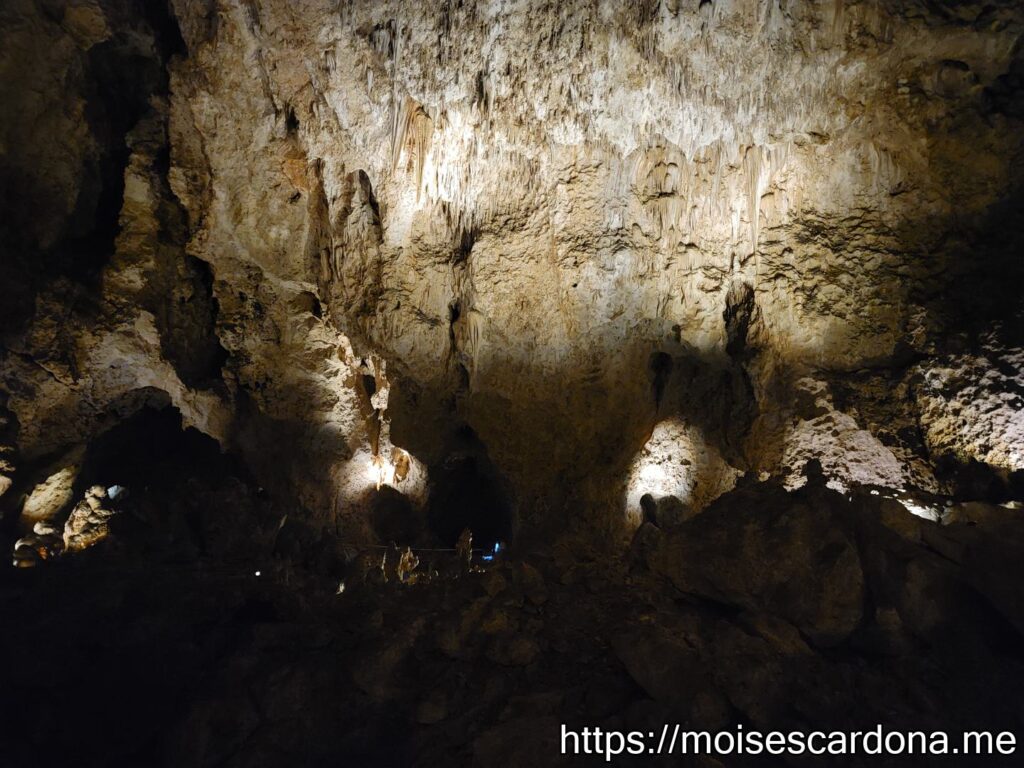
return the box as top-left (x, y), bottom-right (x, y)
top-left (80, 402), bottom-right (227, 495)
top-left (70, 400), bottom-right (256, 558)
top-left (426, 445), bottom-right (514, 549)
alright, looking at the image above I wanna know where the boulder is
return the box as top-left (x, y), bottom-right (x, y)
top-left (646, 483), bottom-right (865, 646)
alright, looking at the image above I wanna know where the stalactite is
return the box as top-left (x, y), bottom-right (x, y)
top-left (391, 96), bottom-right (434, 200)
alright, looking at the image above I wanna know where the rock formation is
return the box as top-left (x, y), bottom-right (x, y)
top-left (3, 0), bottom-right (1023, 542)
top-left (1, 1), bottom-right (1023, 765)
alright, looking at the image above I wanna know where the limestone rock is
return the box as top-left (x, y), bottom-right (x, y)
top-left (915, 333), bottom-right (1024, 478)
top-left (1, 2), bottom-right (1024, 765)
top-left (2, 0), bottom-right (1023, 544)
top-left (63, 485), bottom-right (117, 552)
top-left (646, 482), bottom-right (866, 646)
top-left (612, 625), bottom-right (731, 727)
top-left (12, 520), bottom-right (64, 567)
top-left (20, 458), bottom-right (81, 525)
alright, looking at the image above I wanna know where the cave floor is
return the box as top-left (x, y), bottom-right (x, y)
top-left (3, 484), bottom-right (1024, 767)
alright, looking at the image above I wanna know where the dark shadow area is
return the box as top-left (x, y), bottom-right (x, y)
top-left (908, 35), bottom-right (1024, 348)
top-left (426, 427), bottom-right (514, 548)
top-left (0, 401), bottom-right (316, 768)
top-left (74, 36), bottom-right (166, 273)
top-left (77, 402), bottom-right (222, 484)
top-left (3, 475), bottom-right (1024, 767)
top-left (665, 345), bottom-right (758, 468)
top-left (370, 484), bottom-right (420, 544)
top-left (48, 0), bottom-right (184, 280)
top-left (912, 182), bottom-right (1024, 348)
top-left (150, 224), bottom-right (228, 389)
top-left (0, 0), bottom-right (186, 337)
top-left (68, 403), bottom-right (280, 562)
top-left (934, 455), bottom-right (1024, 503)
top-left (647, 350), bottom-right (673, 408)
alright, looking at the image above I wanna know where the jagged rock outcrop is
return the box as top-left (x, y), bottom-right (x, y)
top-left (2, 0), bottom-right (1023, 548)
top-left (2, 4), bottom-right (1024, 764)
top-left (646, 478), bottom-right (866, 645)
top-left (3, 480), bottom-right (1024, 767)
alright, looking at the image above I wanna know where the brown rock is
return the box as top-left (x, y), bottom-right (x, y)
top-left (647, 484), bottom-right (865, 646)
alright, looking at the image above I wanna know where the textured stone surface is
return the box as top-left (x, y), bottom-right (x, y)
top-left (3, 482), bottom-right (1024, 766)
top-left (2, 4), bottom-right (1024, 763)
top-left (2, 0), bottom-right (1023, 546)
top-left (646, 479), bottom-right (866, 645)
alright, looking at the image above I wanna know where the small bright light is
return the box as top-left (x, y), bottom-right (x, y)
top-left (367, 454), bottom-right (396, 490)
top-left (638, 464), bottom-right (668, 486)
top-left (254, 570), bottom-right (261, 577)
top-left (336, 580), bottom-right (346, 594)
top-left (900, 500), bottom-right (941, 522)
top-left (107, 484), bottom-right (126, 500)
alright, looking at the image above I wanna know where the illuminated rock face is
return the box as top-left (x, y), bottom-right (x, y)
top-left (1, 1), bottom-right (1023, 543)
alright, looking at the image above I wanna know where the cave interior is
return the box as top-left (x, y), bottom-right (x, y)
top-left (2, 0), bottom-right (1024, 766)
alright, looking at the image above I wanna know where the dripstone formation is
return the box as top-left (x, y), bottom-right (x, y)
top-left (1, 1), bottom-right (1022, 766)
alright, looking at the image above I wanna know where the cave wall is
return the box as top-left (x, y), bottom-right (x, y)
top-left (2, 0), bottom-right (1023, 547)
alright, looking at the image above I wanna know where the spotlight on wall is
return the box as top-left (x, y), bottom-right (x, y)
top-left (368, 454), bottom-right (395, 490)
top-left (366, 448), bottom-right (413, 490)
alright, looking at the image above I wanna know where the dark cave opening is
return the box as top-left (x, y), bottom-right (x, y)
top-left (371, 484), bottom-right (419, 545)
top-left (154, 254), bottom-right (230, 390)
top-left (69, 402), bottom-right (269, 561)
top-left (76, 40), bottom-right (162, 269)
top-left (0, 1), bottom-right (187, 335)
top-left (426, 432), bottom-right (514, 548)
top-left (73, 0), bottom-right (185, 277)
top-left (79, 403), bottom-right (226, 496)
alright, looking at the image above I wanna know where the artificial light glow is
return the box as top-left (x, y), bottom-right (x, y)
top-left (899, 500), bottom-right (941, 522)
top-left (366, 448), bottom-right (414, 491)
top-left (624, 418), bottom-right (739, 528)
top-left (368, 454), bottom-right (395, 490)
top-left (638, 464), bottom-right (668, 486)
top-left (865, 486), bottom-right (944, 522)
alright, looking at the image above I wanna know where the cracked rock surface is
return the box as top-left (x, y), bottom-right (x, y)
top-left (2, 0), bottom-right (1023, 543)
top-left (1, 1), bottom-right (1023, 764)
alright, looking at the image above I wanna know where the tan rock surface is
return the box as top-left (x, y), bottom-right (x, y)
top-left (2, 0), bottom-right (1022, 544)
